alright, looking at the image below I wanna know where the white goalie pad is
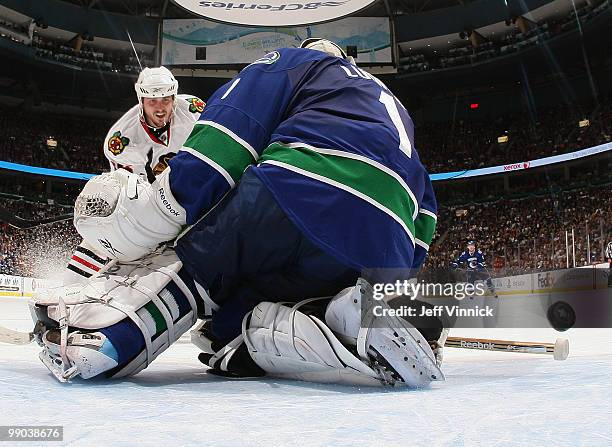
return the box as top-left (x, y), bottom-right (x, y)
top-left (31, 247), bottom-right (202, 380)
top-left (35, 249), bottom-right (190, 330)
top-left (243, 300), bottom-right (383, 387)
top-left (243, 279), bottom-right (445, 388)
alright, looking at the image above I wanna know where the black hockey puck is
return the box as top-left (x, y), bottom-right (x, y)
top-left (547, 301), bottom-right (576, 332)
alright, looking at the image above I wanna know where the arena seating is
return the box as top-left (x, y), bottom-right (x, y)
top-left (0, 99), bottom-right (609, 175)
top-left (0, 197), bottom-right (79, 277)
top-left (398, 0), bottom-right (609, 74)
top-left (0, 17), bottom-right (154, 74)
top-left (428, 182), bottom-right (612, 271)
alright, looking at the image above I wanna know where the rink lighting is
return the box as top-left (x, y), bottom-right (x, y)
top-left (498, 135), bottom-right (509, 143)
top-left (578, 119), bottom-right (590, 128)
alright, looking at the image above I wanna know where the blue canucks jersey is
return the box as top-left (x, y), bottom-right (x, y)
top-left (169, 48), bottom-right (437, 272)
top-left (454, 250), bottom-right (487, 271)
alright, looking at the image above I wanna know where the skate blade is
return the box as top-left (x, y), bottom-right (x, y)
top-left (39, 350), bottom-right (71, 383)
top-left (366, 326), bottom-right (445, 387)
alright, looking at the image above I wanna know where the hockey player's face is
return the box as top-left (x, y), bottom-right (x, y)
top-left (143, 96), bottom-right (174, 128)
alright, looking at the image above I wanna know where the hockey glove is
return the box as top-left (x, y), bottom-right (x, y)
top-left (74, 168), bottom-right (185, 261)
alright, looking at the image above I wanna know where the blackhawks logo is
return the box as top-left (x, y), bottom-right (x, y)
top-left (152, 152), bottom-right (177, 175)
top-left (187, 97), bottom-right (206, 114)
top-left (107, 131), bottom-right (130, 156)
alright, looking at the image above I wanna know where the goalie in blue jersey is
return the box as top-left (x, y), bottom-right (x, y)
top-left (31, 39), bottom-right (445, 387)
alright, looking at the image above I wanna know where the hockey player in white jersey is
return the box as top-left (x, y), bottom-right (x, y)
top-left (32, 40), bottom-right (445, 388)
top-left (63, 67), bottom-right (205, 285)
top-left (103, 66), bottom-right (205, 177)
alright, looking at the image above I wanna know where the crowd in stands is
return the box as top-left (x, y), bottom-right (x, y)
top-left (0, 107), bottom-right (110, 173)
top-left (415, 99), bottom-right (612, 172)
top-left (0, 197), bottom-right (79, 277)
top-left (428, 173), bottom-right (612, 271)
top-left (32, 36), bottom-right (153, 74)
top-left (0, 17), bottom-right (154, 74)
top-left (399, 0), bottom-right (609, 74)
top-left (0, 98), bottom-right (610, 176)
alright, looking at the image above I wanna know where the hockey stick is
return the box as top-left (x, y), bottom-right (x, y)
top-left (0, 207), bottom-right (72, 230)
top-left (0, 325), bottom-right (34, 345)
top-left (446, 336), bottom-right (569, 361)
top-left (0, 259), bottom-right (121, 346)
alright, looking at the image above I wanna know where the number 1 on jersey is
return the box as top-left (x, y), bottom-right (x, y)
top-left (379, 90), bottom-right (412, 158)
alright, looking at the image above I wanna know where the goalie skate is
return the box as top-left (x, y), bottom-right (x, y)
top-left (329, 279), bottom-right (445, 387)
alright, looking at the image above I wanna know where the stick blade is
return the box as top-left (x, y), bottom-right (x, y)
top-left (0, 326), bottom-right (34, 345)
top-left (553, 338), bottom-right (570, 361)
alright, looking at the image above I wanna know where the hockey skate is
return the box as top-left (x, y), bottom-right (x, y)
top-left (39, 329), bottom-right (119, 382)
top-left (326, 278), bottom-right (444, 387)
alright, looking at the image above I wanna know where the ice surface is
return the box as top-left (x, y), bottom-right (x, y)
top-left (1, 295), bottom-right (611, 446)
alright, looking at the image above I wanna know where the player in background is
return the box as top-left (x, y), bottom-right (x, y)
top-left (451, 240), bottom-right (497, 297)
top-left (62, 67), bottom-right (205, 285)
top-left (34, 40), bottom-right (444, 387)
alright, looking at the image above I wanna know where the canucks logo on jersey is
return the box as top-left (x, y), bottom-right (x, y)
top-left (248, 51), bottom-right (281, 67)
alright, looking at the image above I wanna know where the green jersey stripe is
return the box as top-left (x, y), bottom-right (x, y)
top-left (274, 141), bottom-right (419, 220)
top-left (180, 147), bottom-right (235, 188)
top-left (415, 239), bottom-right (430, 251)
top-left (182, 124), bottom-right (256, 183)
top-left (260, 143), bottom-right (417, 237)
top-left (261, 159), bottom-right (416, 245)
top-left (419, 208), bottom-right (437, 221)
top-left (414, 212), bottom-right (436, 247)
top-left (197, 120), bottom-right (258, 161)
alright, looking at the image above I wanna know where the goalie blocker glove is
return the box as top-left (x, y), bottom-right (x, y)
top-left (74, 168), bottom-right (186, 262)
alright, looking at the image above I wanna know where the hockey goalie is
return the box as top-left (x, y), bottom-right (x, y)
top-left (30, 39), bottom-right (446, 387)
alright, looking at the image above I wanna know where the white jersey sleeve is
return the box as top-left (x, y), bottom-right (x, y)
top-left (103, 104), bottom-right (143, 173)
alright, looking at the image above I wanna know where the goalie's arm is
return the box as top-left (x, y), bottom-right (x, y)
top-left (167, 51), bottom-right (319, 224)
top-left (74, 50), bottom-right (321, 260)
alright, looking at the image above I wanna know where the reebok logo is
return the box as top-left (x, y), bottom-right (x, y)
top-left (460, 340), bottom-right (494, 350)
top-left (158, 187), bottom-right (180, 217)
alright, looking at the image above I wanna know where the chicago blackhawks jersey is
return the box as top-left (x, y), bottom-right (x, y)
top-left (103, 94), bottom-right (205, 177)
top-left (169, 48), bottom-right (437, 272)
top-left (64, 94), bottom-right (204, 286)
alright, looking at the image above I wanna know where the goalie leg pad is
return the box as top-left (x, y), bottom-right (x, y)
top-left (40, 329), bottom-right (119, 381)
top-left (243, 300), bottom-right (383, 387)
top-left (31, 248), bottom-right (201, 381)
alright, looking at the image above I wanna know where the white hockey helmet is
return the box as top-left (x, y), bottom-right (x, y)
top-left (300, 38), bottom-right (355, 64)
top-left (134, 66), bottom-right (178, 102)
